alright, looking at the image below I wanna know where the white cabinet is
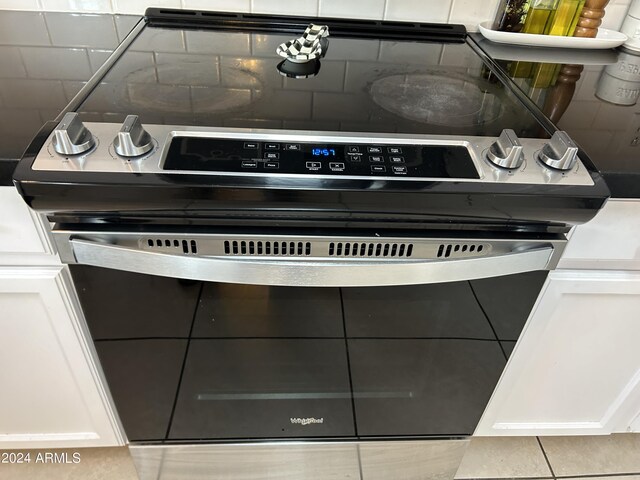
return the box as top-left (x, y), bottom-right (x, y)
top-left (476, 270), bottom-right (640, 436)
top-left (0, 186), bottom-right (124, 449)
top-left (0, 266), bottom-right (124, 448)
top-left (558, 199), bottom-right (640, 271)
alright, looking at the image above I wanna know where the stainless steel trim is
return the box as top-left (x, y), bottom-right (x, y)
top-left (33, 124), bottom-right (595, 186)
top-left (68, 238), bottom-right (554, 287)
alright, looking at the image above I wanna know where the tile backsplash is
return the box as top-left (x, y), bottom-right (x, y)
top-left (0, 0), bottom-right (633, 31)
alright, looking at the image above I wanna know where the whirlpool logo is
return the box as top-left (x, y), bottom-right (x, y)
top-left (290, 417), bottom-right (324, 426)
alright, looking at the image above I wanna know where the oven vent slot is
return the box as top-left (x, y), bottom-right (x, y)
top-left (328, 242), bottom-right (413, 258)
top-left (146, 238), bottom-right (198, 254)
top-left (223, 240), bottom-right (312, 256)
top-left (437, 243), bottom-right (484, 258)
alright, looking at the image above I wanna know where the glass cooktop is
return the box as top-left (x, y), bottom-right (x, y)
top-left (77, 25), bottom-right (549, 139)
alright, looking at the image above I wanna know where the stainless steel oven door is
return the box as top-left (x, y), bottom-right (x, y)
top-left (60, 227), bottom-right (561, 479)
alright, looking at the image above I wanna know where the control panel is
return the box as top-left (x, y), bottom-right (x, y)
top-left (31, 116), bottom-right (596, 186)
top-left (162, 137), bottom-right (480, 179)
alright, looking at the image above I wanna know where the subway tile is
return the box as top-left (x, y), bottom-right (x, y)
top-left (112, 0), bottom-right (180, 14)
top-left (252, 0), bottom-right (317, 16)
top-left (440, 43), bottom-right (483, 67)
top-left (592, 102), bottom-right (638, 130)
top-left (385, 0), bottom-right (451, 22)
top-left (283, 119), bottom-right (341, 131)
top-left (455, 437), bottom-right (552, 479)
top-left (251, 33), bottom-right (290, 57)
top-left (0, 11), bottom-right (50, 46)
top-left (378, 40), bottom-right (443, 64)
top-left (90, 50), bottom-right (154, 78)
top-left (182, 0), bottom-right (250, 12)
top-left (81, 81), bottom-right (133, 112)
top-left (219, 57), bottom-right (283, 88)
top-left (319, 0), bottom-right (385, 20)
top-left (449, 0), bottom-right (500, 31)
top-left (343, 60), bottom-right (383, 92)
top-left (283, 60), bottom-right (346, 92)
top-left (540, 434), bottom-right (640, 477)
top-left (128, 83), bottom-right (192, 113)
top-left (114, 14), bottom-right (143, 42)
top-left (328, 38), bottom-right (380, 60)
top-left (0, 79), bottom-right (67, 109)
top-left (254, 89), bottom-right (312, 119)
top-left (190, 86), bottom-right (253, 114)
top-left (313, 92), bottom-right (368, 121)
top-left (575, 68), bottom-right (605, 101)
top-left (20, 46), bottom-right (92, 80)
top-left (155, 52), bottom-right (220, 86)
top-left (0, 0), bottom-right (40, 9)
top-left (0, 46), bottom-right (27, 78)
top-left (185, 30), bottom-right (250, 54)
top-left (62, 80), bottom-right (86, 101)
top-left (130, 28), bottom-right (186, 52)
top-left (557, 100), bottom-right (601, 130)
top-left (40, 0), bottom-right (114, 13)
top-left (44, 12), bottom-right (119, 48)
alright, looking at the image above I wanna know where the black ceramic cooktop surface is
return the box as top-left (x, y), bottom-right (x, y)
top-left (473, 35), bottom-right (640, 198)
top-left (0, 11), bottom-right (139, 185)
top-left (76, 23), bottom-right (548, 140)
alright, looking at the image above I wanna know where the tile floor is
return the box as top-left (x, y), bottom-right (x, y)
top-left (0, 434), bottom-right (638, 480)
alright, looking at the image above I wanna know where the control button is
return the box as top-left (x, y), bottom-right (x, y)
top-left (264, 152), bottom-right (280, 159)
top-left (388, 147), bottom-right (402, 154)
top-left (371, 165), bottom-right (387, 173)
top-left (392, 165), bottom-right (408, 174)
top-left (52, 112), bottom-right (95, 155)
top-left (242, 160), bottom-right (258, 168)
top-left (113, 115), bottom-right (154, 157)
top-left (347, 146), bottom-right (360, 153)
top-left (486, 129), bottom-right (524, 169)
top-left (368, 146), bottom-right (382, 153)
top-left (306, 161), bottom-right (322, 170)
top-left (265, 143), bottom-right (280, 150)
top-left (285, 144), bottom-right (301, 151)
top-left (347, 154), bottom-right (361, 162)
top-left (244, 142), bottom-right (259, 149)
top-left (264, 161), bottom-right (279, 169)
top-left (537, 131), bottom-right (579, 171)
top-left (369, 155), bottom-right (384, 163)
top-left (389, 156), bottom-right (405, 163)
top-left (330, 162), bottom-right (345, 171)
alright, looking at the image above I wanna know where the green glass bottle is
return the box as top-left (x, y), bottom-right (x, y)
top-left (493, 0), bottom-right (531, 32)
top-left (521, 0), bottom-right (558, 34)
top-left (544, 0), bottom-right (586, 36)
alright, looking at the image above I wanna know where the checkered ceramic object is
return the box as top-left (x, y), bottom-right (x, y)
top-left (276, 24), bottom-right (329, 63)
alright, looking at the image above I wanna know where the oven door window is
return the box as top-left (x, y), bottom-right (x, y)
top-left (71, 266), bottom-right (546, 442)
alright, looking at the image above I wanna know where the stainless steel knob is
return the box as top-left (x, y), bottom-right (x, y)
top-left (486, 129), bottom-right (524, 169)
top-left (537, 131), bottom-right (579, 171)
top-left (113, 115), bottom-right (153, 157)
top-left (52, 112), bottom-right (95, 155)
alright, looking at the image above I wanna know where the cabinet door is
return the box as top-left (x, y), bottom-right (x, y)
top-left (476, 270), bottom-right (640, 436)
top-left (0, 187), bottom-right (57, 265)
top-left (0, 266), bottom-right (124, 448)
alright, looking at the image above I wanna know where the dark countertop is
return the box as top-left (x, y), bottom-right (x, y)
top-left (473, 34), bottom-right (640, 198)
top-left (0, 11), bottom-right (139, 186)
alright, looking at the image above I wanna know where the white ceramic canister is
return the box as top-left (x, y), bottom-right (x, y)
top-left (621, 0), bottom-right (640, 52)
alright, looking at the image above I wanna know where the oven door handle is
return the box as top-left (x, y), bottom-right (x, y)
top-left (69, 239), bottom-right (554, 287)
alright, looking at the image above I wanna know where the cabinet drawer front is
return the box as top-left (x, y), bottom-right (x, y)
top-left (559, 200), bottom-right (640, 271)
top-left (0, 187), bottom-right (55, 263)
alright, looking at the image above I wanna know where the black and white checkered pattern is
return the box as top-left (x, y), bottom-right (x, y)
top-left (276, 24), bottom-right (329, 63)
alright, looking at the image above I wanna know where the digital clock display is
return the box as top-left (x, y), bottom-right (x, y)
top-left (311, 148), bottom-right (336, 157)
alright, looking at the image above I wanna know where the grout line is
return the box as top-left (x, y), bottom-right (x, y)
top-left (446, 0), bottom-right (456, 23)
top-left (382, 0), bottom-right (388, 20)
top-left (537, 437), bottom-right (557, 479)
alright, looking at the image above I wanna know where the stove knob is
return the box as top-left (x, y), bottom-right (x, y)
top-left (486, 129), bottom-right (524, 169)
top-left (537, 131), bottom-right (579, 171)
top-left (113, 115), bottom-right (153, 157)
top-left (52, 112), bottom-right (95, 155)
